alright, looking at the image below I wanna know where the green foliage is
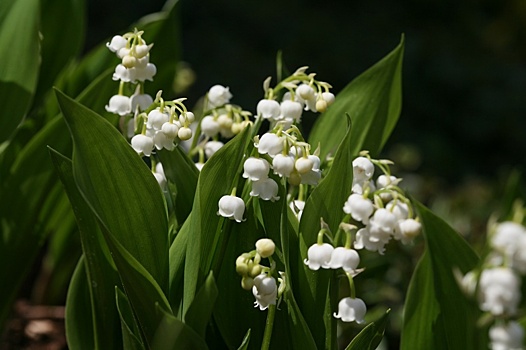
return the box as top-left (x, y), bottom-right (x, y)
top-left (401, 201), bottom-right (482, 350)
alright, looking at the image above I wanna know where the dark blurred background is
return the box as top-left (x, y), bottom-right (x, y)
top-left (87, 0), bottom-right (526, 228)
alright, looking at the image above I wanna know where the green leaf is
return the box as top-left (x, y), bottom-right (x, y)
top-left (237, 329), bottom-right (251, 350)
top-left (0, 0), bottom-right (40, 142)
top-left (65, 257), bottom-right (95, 350)
top-left (309, 36), bottom-right (404, 160)
top-left (158, 147), bottom-right (199, 226)
top-left (55, 88), bottom-right (169, 291)
top-left (99, 221), bottom-right (172, 346)
top-left (346, 309), bottom-right (390, 350)
top-left (0, 69), bottom-right (115, 328)
top-left (400, 201), bottom-right (482, 350)
top-left (168, 214), bottom-right (189, 316)
top-left (50, 148), bottom-right (121, 349)
top-left (151, 304), bottom-right (209, 350)
top-left (183, 126), bottom-right (251, 315)
top-left (116, 288), bottom-right (146, 350)
top-left (185, 272), bottom-right (218, 337)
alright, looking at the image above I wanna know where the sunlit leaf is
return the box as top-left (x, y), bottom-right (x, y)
top-left (309, 36), bottom-right (404, 160)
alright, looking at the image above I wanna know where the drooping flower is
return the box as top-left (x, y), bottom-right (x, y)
top-left (352, 156), bottom-right (374, 193)
top-left (256, 133), bottom-right (284, 156)
top-left (130, 134), bottom-right (154, 156)
top-left (343, 194), bottom-right (374, 224)
top-left (217, 195), bottom-right (245, 222)
top-left (272, 154), bottom-right (295, 177)
top-left (243, 157), bottom-right (270, 181)
top-left (479, 267), bottom-right (521, 316)
top-left (304, 243), bottom-right (334, 270)
top-left (296, 84), bottom-right (315, 101)
top-left (354, 227), bottom-right (388, 255)
top-left (367, 208), bottom-right (397, 243)
top-left (279, 100), bottom-right (303, 122)
top-left (250, 178), bottom-right (280, 201)
top-left (290, 200), bottom-right (305, 221)
top-left (204, 141), bottom-right (224, 159)
top-left (257, 99), bottom-right (281, 120)
top-left (252, 274), bottom-right (277, 311)
top-left (200, 115), bottom-right (220, 137)
top-left (328, 247), bottom-right (360, 273)
top-left (106, 35), bottom-right (127, 52)
top-left (394, 218), bottom-right (422, 244)
top-left (333, 297), bottom-right (367, 324)
top-left (130, 92), bottom-right (153, 113)
top-left (208, 85), bottom-right (233, 108)
top-left (491, 222), bottom-right (526, 273)
top-left (105, 95), bottom-right (132, 116)
top-left (146, 109), bottom-right (170, 130)
top-left (489, 321), bottom-right (524, 350)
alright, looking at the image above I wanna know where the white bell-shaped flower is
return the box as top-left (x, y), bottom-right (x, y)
top-left (130, 93), bottom-right (153, 112)
top-left (204, 141), bottom-right (224, 159)
top-left (147, 109), bottom-right (169, 130)
top-left (106, 35), bottom-right (127, 53)
top-left (252, 274), bottom-right (277, 311)
top-left (201, 115), bottom-right (220, 137)
top-left (354, 228), bottom-right (388, 255)
top-left (217, 195), bottom-right (245, 222)
top-left (343, 194), bottom-right (374, 224)
top-left (280, 100), bottom-right (303, 122)
top-left (386, 201), bottom-right (409, 221)
top-left (296, 84), bottom-right (316, 101)
top-left (321, 92), bottom-right (335, 106)
top-left (295, 157), bottom-right (314, 174)
top-left (105, 95), bottom-right (132, 116)
top-left (489, 321), bottom-right (524, 350)
top-left (134, 44), bottom-right (150, 58)
top-left (243, 157), bottom-right (270, 181)
top-left (112, 64), bottom-right (133, 82)
top-left (491, 222), bottom-right (526, 273)
top-left (328, 247), bottom-right (360, 273)
top-left (304, 243), bottom-right (334, 270)
top-left (257, 99), bottom-right (281, 120)
top-left (161, 122), bottom-right (179, 139)
top-left (353, 157), bottom-right (374, 182)
top-left (367, 208), bottom-right (397, 243)
top-left (333, 297), bottom-right (367, 324)
top-left (208, 85), bottom-right (232, 108)
top-left (153, 131), bottom-right (175, 151)
top-left (250, 178), bottom-right (280, 201)
top-left (131, 134), bottom-right (154, 156)
top-left (394, 218), bottom-right (421, 244)
top-left (479, 267), bottom-right (521, 316)
top-left (300, 169), bottom-right (322, 186)
top-left (257, 133), bottom-right (284, 156)
top-left (134, 62), bottom-right (156, 82)
top-left (273, 154), bottom-right (295, 177)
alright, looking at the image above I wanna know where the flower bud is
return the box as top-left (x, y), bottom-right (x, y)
top-left (295, 157), bottom-right (314, 174)
top-left (122, 55), bottom-right (137, 68)
top-left (178, 127), bottom-right (192, 140)
top-left (236, 256), bottom-right (249, 275)
top-left (241, 276), bottom-right (254, 290)
top-left (255, 238), bottom-right (275, 258)
top-left (249, 264), bottom-right (262, 277)
top-left (316, 99), bottom-right (328, 113)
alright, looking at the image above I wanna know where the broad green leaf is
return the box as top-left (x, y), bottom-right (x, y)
top-left (116, 288), bottom-right (146, 350)
top-left (400, 201), bottom-right (482, 350)
top-left (168, 214), bottom-right (189, 316)
top-left (309, 36), bottom-right (404, 160)
top-left (183, 126), bottom-right (251, 315)
top-left (100, 221), bottom-right (172, 346)
top-left (55, 89), bottom-right (169, 291)
top-left (346, 309), bottom-right (390, 350)
top-left (158, 147), bottom-right (199, 226)
top-left (50, 149), bottom-right (121, 349)
top-left (237, 329), bottom-right (251, 350)
top-left (0, 70), bottom-right (115, 328)
top-left (293, 118), bottom-right (354, 350)
top-left (185, 272), bottom-right (218, 338)
top-left (151, 304), bottom-right (208, 350)
top-left (0, 0), bottom-right (40, 142)
top-left (65, 257), bottom-right (95, 350)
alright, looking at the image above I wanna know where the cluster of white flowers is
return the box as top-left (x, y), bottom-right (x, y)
top-left (257, 66), bottom-right (335, 127)
top-left (235, 238), bottom-right (285, 310)
top-left (460, 218), bottom-right (526, 349)
top-left (345, 153), bottom-right (421, 255)
top-left (130, 96), bottom-right (195, 156)
top-left (105, 29), bottom-right (156, 117)
top-left (304, 152), bottom-right (421, 324)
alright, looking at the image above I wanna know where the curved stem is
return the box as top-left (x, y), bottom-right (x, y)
top-left (261, 304), bottom-right (276, 350)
